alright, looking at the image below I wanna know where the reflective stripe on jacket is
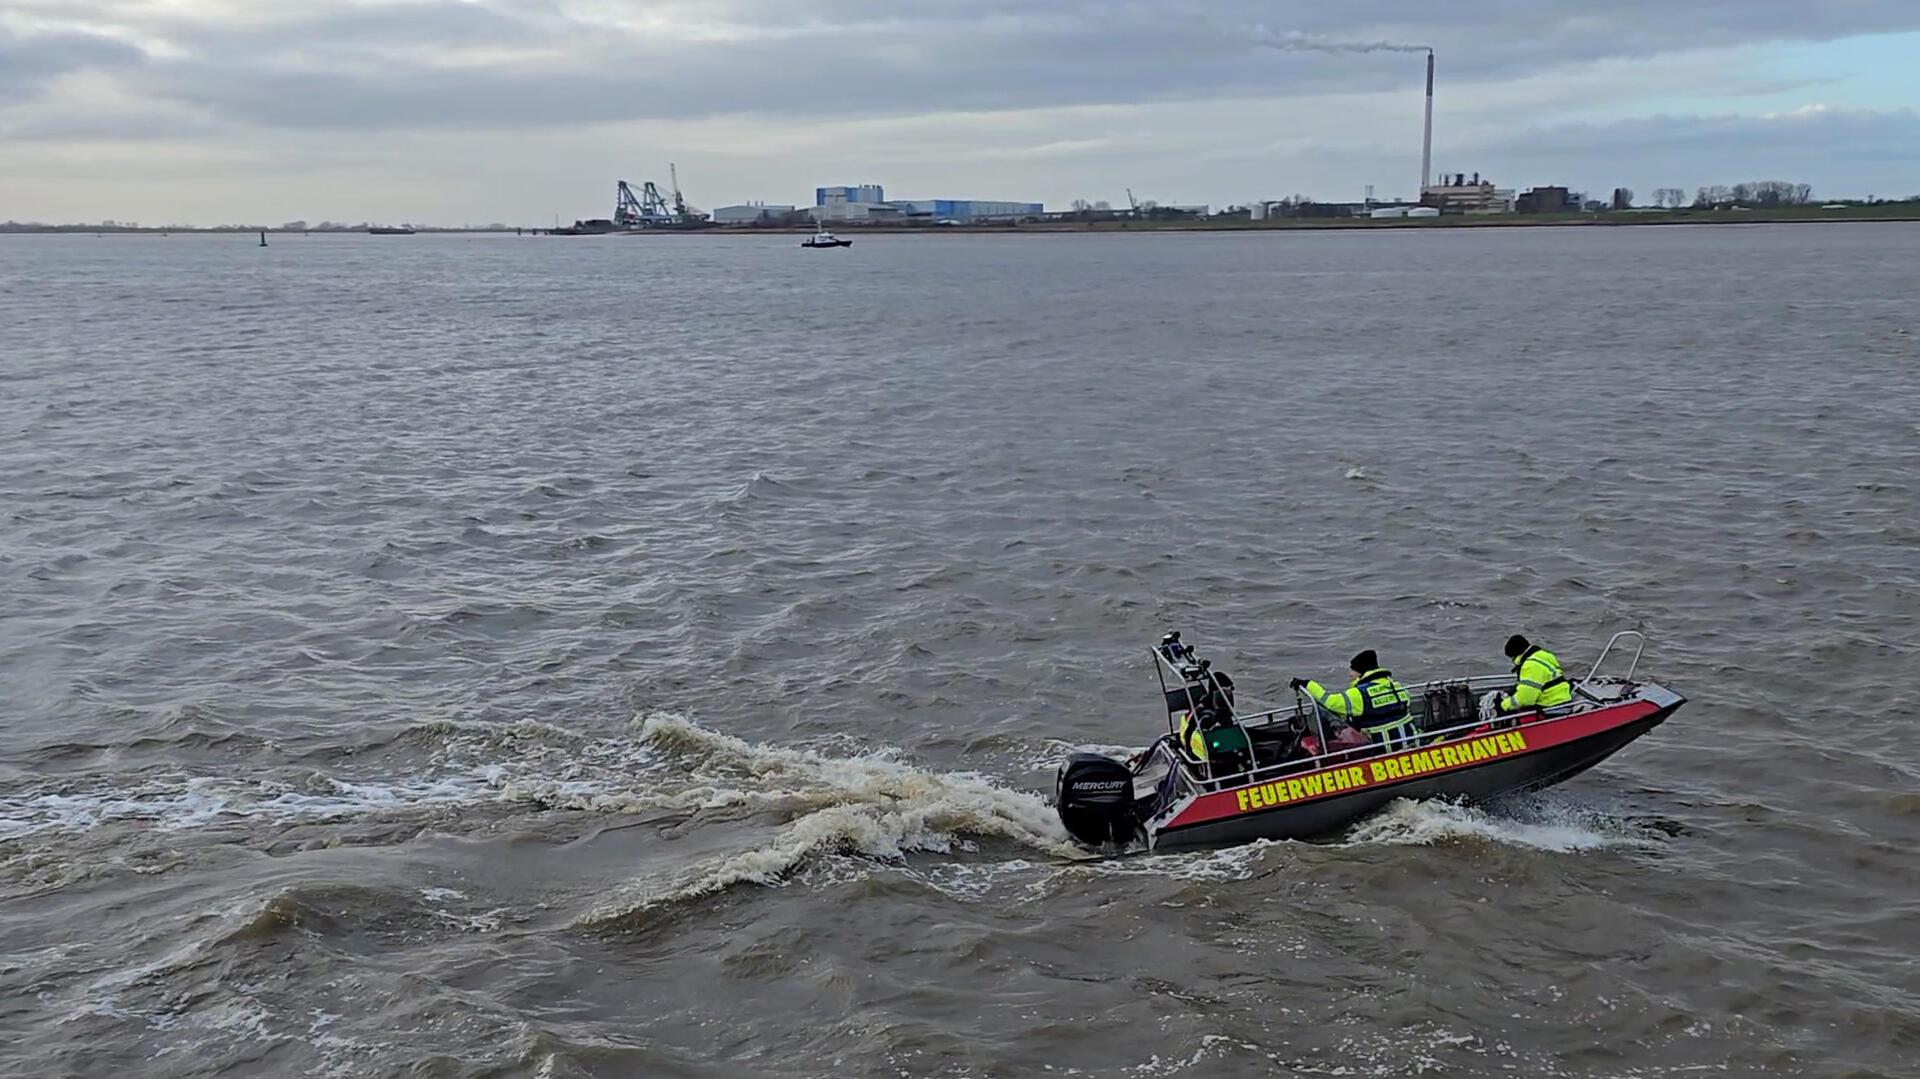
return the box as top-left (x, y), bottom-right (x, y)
top-left (1503, 647), bottom-right (1573, 711)
top-left (1306, 669), bottom-right (1414, 736)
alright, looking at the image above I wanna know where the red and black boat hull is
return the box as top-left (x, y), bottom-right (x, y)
top-left (1147, 687), bottom-right (1683, 851)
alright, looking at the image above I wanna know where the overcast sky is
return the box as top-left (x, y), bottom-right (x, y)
top-left (3, 1), bottom-right (1918, 224)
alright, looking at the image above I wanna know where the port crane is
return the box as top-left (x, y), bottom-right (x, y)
top-left (612, 170), bottom-right (707, 229)
top-left (614, 180), bottom-right (668, 228)
top-left (670, 163), bottom-right (692, 220)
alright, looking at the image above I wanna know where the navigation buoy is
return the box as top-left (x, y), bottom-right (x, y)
top-left (259, 230), bottom-right (268, 247)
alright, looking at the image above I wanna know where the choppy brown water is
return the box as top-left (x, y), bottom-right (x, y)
top-left (3, 225), bottom-right (1918, 1078)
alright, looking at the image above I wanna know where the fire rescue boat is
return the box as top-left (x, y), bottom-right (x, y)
top-left (1055, 630), bottom-right (1682, 852)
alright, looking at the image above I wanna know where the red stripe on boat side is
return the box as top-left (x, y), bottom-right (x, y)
top-left (1166, 700), bottom-right (1659, 829)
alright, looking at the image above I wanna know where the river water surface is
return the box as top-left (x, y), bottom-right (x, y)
top-left (2, 225), bottom-right (1917, 1077)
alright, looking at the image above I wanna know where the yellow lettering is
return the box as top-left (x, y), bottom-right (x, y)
top-left (1442, 747), bottom-right (1459, 766)
top-left (1347, 767), bottom-right (1366, 788)
top-left (1285, 779), bottom-right (1303, 800)
top-left (1385, 758), bottom-right (1403, 779)
top-left (1510, 730), bottom-right (1528, 750)
top-left (1472, 740), bottom-right (1490, 762)
top-left (1302, 774), bottom-right (1324, 797)
top-left (1370, 762), bottom-right (1388, 783)
top-left (1491, 733), bottom-right (1510, 754)
top-left (1236, 789), bottom-right (1251, 811)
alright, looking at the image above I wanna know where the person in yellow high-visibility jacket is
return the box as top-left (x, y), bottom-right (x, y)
top-left (1174, 673), bottom-right (1251, 776)
top-left (1289, 649), bottom-right (1416, 749)
top-left (1496, 634), bottom-right (1573, 713)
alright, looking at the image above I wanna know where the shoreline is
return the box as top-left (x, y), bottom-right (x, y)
top-left (5, 207), bottom-right (1917, 237)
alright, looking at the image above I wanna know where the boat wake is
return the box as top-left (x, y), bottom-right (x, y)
top-left (0, 718), bottom-right (622, 842)
top-left (574, 715), bottom-right (1079, 927)
top-left (1342, 795), bottom-right (1653, 853)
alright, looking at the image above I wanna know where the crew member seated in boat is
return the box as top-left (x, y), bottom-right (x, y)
top-left (1289, 650), bottom-right (1416, 749)
top-left (1175, 673), bottom-right (1252, 777)
top-left (1495, 634), bottom-right (1573, 714)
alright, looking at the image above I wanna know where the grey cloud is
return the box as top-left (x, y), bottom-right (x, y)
top-left (27, 1), bottom-right (1920, 131)
top-left (1462, 107), bottom-right (1920, 195)
top-left (0, 26), bottom-right (145, 104)
top-left (0, 107), bottom-right (224, 142)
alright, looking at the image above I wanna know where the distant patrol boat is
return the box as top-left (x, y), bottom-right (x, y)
top-left (802, 223), bottom-right (851, 248)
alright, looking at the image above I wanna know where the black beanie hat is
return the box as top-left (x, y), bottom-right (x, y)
top-left (1350, 649), bottom-right (1378, 673)
top-left (1504, 634), bottom-right (1530, 659)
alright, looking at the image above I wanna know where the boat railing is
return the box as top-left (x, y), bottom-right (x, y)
top-left (1183, 690), bottom-right (1610, 793)
top-left (1143, 628), bottom-right (1650, 794)
top-left (1582, 630), bottom-right (1646, 685)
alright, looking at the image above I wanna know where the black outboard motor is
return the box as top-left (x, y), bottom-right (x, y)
top-left (1055, 752), bottom-right (1138, 847)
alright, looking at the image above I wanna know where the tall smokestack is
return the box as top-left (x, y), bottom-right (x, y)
top-left (1420, 49), bottom-right (1434, 196)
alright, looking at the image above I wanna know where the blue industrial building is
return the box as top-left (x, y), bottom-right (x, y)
top-left (816, 184), bottom-right (886, 206)
top-left (891, 199), bottom-right (1045, 222)
top-left (812, 184), bottom-right (1043, 222)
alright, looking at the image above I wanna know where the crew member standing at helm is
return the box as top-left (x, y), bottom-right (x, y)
top-left (1289, 650), bottom-right (1415, 749)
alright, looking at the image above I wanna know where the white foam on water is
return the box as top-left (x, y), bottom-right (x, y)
top-left (0, 770), bottom-right (516, 839)
top-left (1342, 797), bottom-right (1640, 853)
top-left (914, 858), bottom-right (1047, 900)
top-left (0, 721), bottom-right (659, 840)
top-left (1020, 739), bottom-right (1136, 773)
top-left (8, 711), bottom-right (1083, 927)
top-left (1073, 839), bottom-right (1283, 885)
top-left (573, 714), bottom-right (1078, 925)
top-left (636, 712), bottom-right (1072, 849)
top-left (250, 774), bottom-right (501, 821)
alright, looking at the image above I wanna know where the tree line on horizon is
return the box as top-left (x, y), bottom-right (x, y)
top-left (1635, 181), bottom-right (1816, 209)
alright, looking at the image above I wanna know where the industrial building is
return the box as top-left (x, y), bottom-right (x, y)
top-left (817, 184), bottom-right (886, 206)
top-left (811, 203), bottom-right (903, 223)
top-left (710, 203), bottom-right (795, 224)
top-left (813, 185), bottom-right (888, 220)
top-left (884, 199), bottom-right (1044, 222)
top-left (811, 184), bottom-right (1043, 223)
top-left (1421, 173), bottom-right (1513, 214)
top-left (1515, 186), bottom-right (1577, 214)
